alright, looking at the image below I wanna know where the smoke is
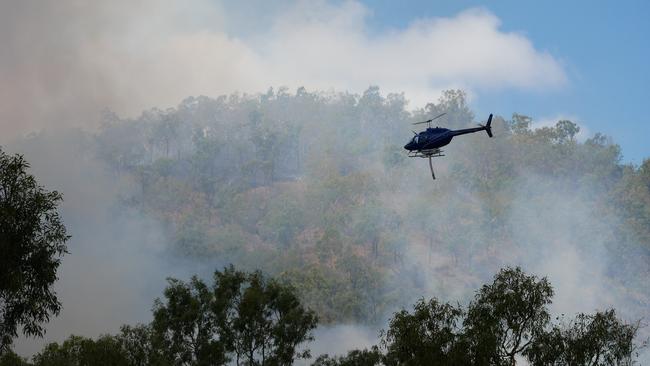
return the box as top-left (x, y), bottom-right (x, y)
top-left (394, 152), bottom-right (650, 361)
top-left (6, 130), bottom-right (180, 356)
top-left (0, 0), bottom-right (227, 135)
top-left (0, 0), bottom-right (565, 138)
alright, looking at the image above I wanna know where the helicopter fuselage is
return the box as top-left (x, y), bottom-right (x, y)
top-left (404, 126), bottom-right (487, 152)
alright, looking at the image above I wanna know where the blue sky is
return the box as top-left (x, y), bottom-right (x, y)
top-left (360, 0), bottom-right (650, 163)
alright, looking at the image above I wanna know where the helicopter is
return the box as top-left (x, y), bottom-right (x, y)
top-left (404, 112), bottom-right (493, 180)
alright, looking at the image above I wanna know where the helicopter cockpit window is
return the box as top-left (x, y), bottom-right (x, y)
top-left (413, 135), bottom-right (419, 144)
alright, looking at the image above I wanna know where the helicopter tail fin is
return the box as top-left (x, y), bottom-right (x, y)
top-left (485, 114), bottom-right (493, 138)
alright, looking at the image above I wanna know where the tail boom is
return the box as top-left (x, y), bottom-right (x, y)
top-left (451, 114), bottom-right (494, 138)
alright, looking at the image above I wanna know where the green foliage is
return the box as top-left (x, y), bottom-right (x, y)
top-left (152, 276), bottom-right (227, 365)
top-left (190, 132), bottom-right (222, 199)
top-left (0, 350), bottom-right (30, 366)
top-left (526, 309), bottom-right (641, 366)
top-left (327, 267), bottom-right (643, 366)
top-left (116, 324), bottom-right (158, 366)
top-left (312, 347), bottom-right (382, 366)
top-left (258, 192), bottom-right (307, 247)
top-left (555, 120), bottom-right (580, 142)
top-left (463, 267), bottom-right (554, 365)
top-left (15, 266), bottom-right (316, 365)
top-left (281, 266), bottom-right (360, 324)
top-left (152, 266), bottom-right (318, 366)
top-left (376, 266), bottom-right (557, 365)
top-left (382, 299), bottom-right (466, 365)
top-left (510, 113), bottom-right (533, 135)
top-left (16, 266), bottom-right (645, 366)
top-left (32, 335), bottom-right (128, 366)
top-left (0, 148), bottom-right (69, 353)
top-left (280, 252), bottom-right (386, 324)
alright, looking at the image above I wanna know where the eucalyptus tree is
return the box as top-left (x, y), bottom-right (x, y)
top-left (152, 266), bottom-right (318, 366)
top-left (463, 267), bottom-right (554, 366)
top-left (0, 148), bottom-right (69, 353)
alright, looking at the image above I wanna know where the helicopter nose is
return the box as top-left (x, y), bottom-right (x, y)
top-left (404, 142), bottom-right (413, 150)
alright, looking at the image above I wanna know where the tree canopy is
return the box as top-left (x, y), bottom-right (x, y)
top-left (151, 266), bottom-right (318, 366)
top-left (8, 265), bottom-right (643, 365)
top-left (316, 266), bottom-right (642, 366)
top-left (0, 147), bottom-right (69, 353)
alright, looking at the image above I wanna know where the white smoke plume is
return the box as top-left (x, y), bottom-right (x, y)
top-left (0, 0), bottom-right (565, 137)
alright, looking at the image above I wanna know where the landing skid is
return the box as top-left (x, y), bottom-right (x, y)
top-left (408, 149), bottom-right (445, 180)
top-left (407, 149), bottom-right (445, 158)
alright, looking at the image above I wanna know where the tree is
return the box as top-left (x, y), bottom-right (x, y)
top-left (32, 334), bottom-right (128, 366)
top-left (152, 266), bottom-right (318, 366)
top-left (555, 120), bottom-right (580, 142)
top-left (152, 276), bottom-right (226, 366)
top-left (526, 309), bottom-right (642, 366)
top-left (95, 115), bottom-right (146, 174)
top-left (382, 298), bottom-right (467, 365)
top-left (463, 267), bottom-right (554, 366)
top-left (152, 114), bottom-right (181, 159)
top-left (0, 350), bottom-right (30, 366)
top-left (190, 132), bottom-right (222, 201)
top-left (0, 148), bottom-right (69, 353)
top-left (312, 347), bottom-right (382, 366)
top-left (510, 113), bottom-right (533, 135)
top-left (321, 266), bottom-right (642, 365)
top-left (116, 324), bottom-right (160, 366)
top-left (214, 266), bottom-right (318, 366)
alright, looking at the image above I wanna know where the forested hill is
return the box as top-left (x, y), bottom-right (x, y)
top-left (17, 87), bottom-right (650, 326)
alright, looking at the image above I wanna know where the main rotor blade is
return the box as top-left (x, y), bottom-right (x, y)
top-left (431, 112), bottom-right (447, 121)
top-left (413, 112), bottom-right (446, 125)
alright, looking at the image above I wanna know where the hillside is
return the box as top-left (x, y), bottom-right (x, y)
top-left (16, 87), bottom-right (647, 327)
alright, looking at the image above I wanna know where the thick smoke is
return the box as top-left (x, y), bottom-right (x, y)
top-left (0, 1), bottom-right (565, 137)
top-left (6, 130), bottom-right (171, 356)
top-left (391, 132), bottom-right (650, 361)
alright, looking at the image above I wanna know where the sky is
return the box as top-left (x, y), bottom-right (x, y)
top-left (357, 0), bottom-right (650, 163)
top-left (0, 0), bottom-right (648, 162)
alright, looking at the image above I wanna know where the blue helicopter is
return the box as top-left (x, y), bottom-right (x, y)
top-left (404, 113), bottom-right (493, 180)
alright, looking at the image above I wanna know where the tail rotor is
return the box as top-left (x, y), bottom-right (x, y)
top-left (478, 114), bottom-right (493, 137)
